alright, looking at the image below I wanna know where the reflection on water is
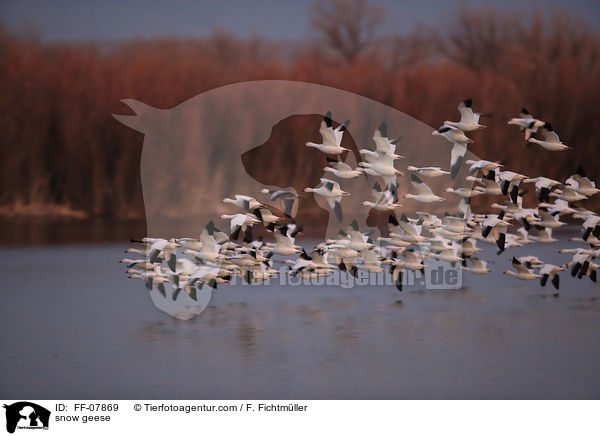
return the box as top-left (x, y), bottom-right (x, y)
top-left (0, 242), bottom-right (599, 399)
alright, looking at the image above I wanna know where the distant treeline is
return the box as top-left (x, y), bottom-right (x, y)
top-left (1, 4), bottom-right (599, 220)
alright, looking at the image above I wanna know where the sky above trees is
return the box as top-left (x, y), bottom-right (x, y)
top-left (1, 0), bottom-right (599, 41)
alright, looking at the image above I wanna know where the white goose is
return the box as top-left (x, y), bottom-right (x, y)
top-left (539, 264), bottom-right (566, 290)
top-left (537, 208), bottom-right (566, 229)
top-left (432, 125), bottom-right (473, 145)
top-left (362, 188), bottom-right (402, 211)
top-left (407, 166), bottom-right (450, 177)
top-left (537, 199), bottom-right (575, 216)
top-left (523, 176), bottom-right (562, 202)
top-left (497, 170), bottom-right (528, 204)
top-left (220, 213), bottom-right (261, 239)
top-left (263, 227), bottom-right (302, 256)
top-left (565, 167), bottom-right (599, 197)
top-left (304, 178), bottom-right (350, 221)
top-left (581, 215), bottom-right (600, 241)
top-left (222, 194), bottom-right (262, 211)
top-left (461, 257), bottom-right (491, 274)
top-left (508, 107), bottom-right (545, 140)
top-left (528, 123), bottom-right (571, 151)
top-left (261, 187), bottom-right (301, 217)
top-left (358, 152), bottom-right (402, 188)
top-left (306, 111), bottom-right (350, 155)
top-left (443, 98), bottom-right (487, 131)
top-left (531, 227), bottom-right (558, 244)
top-left (550, 186), bottom-right (588, 202)
top-left (481, 213), bottom-right (511, 251)
top-left (503, 257), bottom-right (541, 280)
top-left (470, 172), bottom-right (503, 195)
top-left (147, 238), bottom-right (179, 272)
top-left (466, 159), bottom-right (502, 176)
top-left (371, 122), bottom-right (402, 157)
top-left (324, 158), bottom-right (364, 179)
top-left (404, 174), bottom-right (445, 203)
top-left (445, 186), bottom-right (484, 199)
top-left (432, 125), bottom-right (472, 179)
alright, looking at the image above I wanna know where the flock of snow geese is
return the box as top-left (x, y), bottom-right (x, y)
top-left (122, 100), bottom-right (599, 302)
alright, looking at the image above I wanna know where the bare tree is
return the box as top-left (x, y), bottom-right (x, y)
top-left (310, 0), bottom-right (385, 62)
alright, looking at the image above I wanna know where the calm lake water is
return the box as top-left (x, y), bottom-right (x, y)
top-left (1, 239), bottom-right (599, 399)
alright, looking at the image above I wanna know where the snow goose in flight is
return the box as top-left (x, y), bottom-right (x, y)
top-left (516, 256), bottom-right (544, 269)
top-left (371, 122), bottom-right (403, 157)
top-left (508, 107), bottom-right (545, 140)
top-left (566, 251), bottom-right (593, 279)
top-left (426, 235), bottom-right (453, 254)
top-left (531, 227), bottom-right (558, 244)
top-left (445, 186), bottom-right (485, 199)
top-left (128, 270), bottom-right (170, 298)
top-left (358, 152), bottom-right (403, 188)
top-left (306, 111), bottom-right (350, 155)
top-left (481, 212), bottom-right (511, 252)
top-left (514, 227), bottom-right (534, 245)
top-left (392, 214), bottom-right (428, 244)
top-left (432, 125), bottom-right (472, 179)
top-left (261, 187), bottom-right (301, 218)
top-left (324, 157), bottom-right (364, 179)
top-left (469, 172), bottom-right (503, 196)
top-left (549, 186), bottom-right (588, 203)
top-left (407, 166), bottom-right (450, 177)
top-left (461, 257), bottom-right (491, 274)
top-left (287, 250), bottom-right (333, 277)
top-left (497, 170), bottom-right (528, 204)
top-left (466, 159), bottom-right (502, 177)
top-left (124, 247), bottom-right (150, 256)
top-left (537, 207), bottom-right (566, 229)
top-left (444, 98), bottom-right (488, 131)
top-left (537, 199), bottom-right (575, 217)
top-left (362, 188), bottom-right (402, 211)
top-left (120, 258), bottom-right (160, 271)
top-left (539, 264), bottom-right (566, 290)
top-left (404, 174), bottom-right (445, 203)
top-left (251, 207), bottom-right (283, 231)
top-left (222, 194), bottom-right (263, 211)
top-left (144, 238), bottom-right (179, 272)
top-left (340, 220), bottom-right (374, 251)
top-left (183, 230), bottom-right (224, 263)
top-left (523, 176), bottom-right (562, 202)
top-left (220, 213), bottom-right (261, 240)
top-left (323, 243), bottom-right (359, 271)
top-left (397, 250), bottom-right (426, 271)
top-left (565, 167), bottom-right (599, 197)
top-left (263, 225), bottom-right (302, 256)
top-left (511, 206), bottom-right (542, 231)
top-left (458, 237), bottom-right (481, 258)
top-left (304, 178), bottom-right (350, 221)
top-left (581, 215), bottom-right (600, 242)
top-left (354, 249), bottom-right (385, 274)
top-left (415, 211), bottom-right (443, 229)
top-left (441, 214), bottom-right (472, 235)
top-left (528, 123), bottom-right (571, 151)
top-left (432, 246), bottom-right (463, 265)
top-left (188, 265), bottom-right (229, 290)
top-left (503, 257), bottom-right (541, 280)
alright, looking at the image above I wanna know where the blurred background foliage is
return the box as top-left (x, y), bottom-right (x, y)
top-left (0, 1), bottom-right (598, 232)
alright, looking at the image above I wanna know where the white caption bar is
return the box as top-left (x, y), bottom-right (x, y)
top-left (1, 400), bottom-right (598, 435)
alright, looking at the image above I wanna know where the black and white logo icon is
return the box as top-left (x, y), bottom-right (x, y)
top-left (3, 402), bottom-right (50, 434)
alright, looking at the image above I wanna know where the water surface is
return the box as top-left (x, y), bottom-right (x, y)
top-left (0, 242), bottom-right (599, 399)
